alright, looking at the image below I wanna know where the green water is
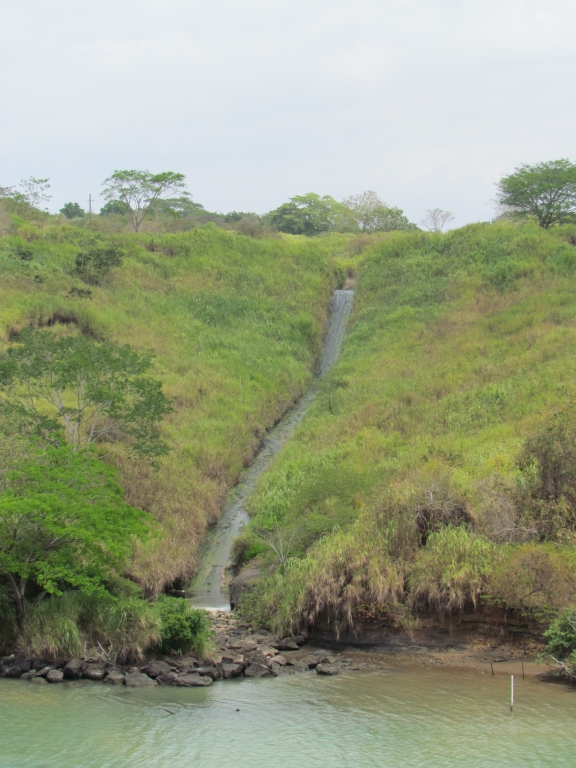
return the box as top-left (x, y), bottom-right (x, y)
top-left (1, 666), bottom-right (575, 767)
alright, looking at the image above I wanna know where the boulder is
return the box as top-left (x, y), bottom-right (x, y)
top-left (83, 664), bottom-right (106, 681)
top-left (2, 665), bottom-right (23, 678)
top-left (144, 661), bottom-right (172, 679)
top-left (21, 670), bottom-right (38, 680)
top-left (316, 664), bottom-right (339, 676)
top-left (229, 558), bottom-right (268, 609)
top-left (13, 658), bottom-right (33, 674)
top-left (293, 634), bottom-right (308, 645)
top-left (228, 640), bottom-right (257, 653)
top-left (63, 658), bottom-right (85, 680)
top-left (270, 655), bottom-right (287, 666)
top-left (35, 666), bottom-right (52, 678)
top-left (258, 645), bottom-right (278, 658)
top-left (221, 663), bottom-right (244, 679)
top-left (273, 638), bottom-right (299, 651)
top-left (302, 653), bottom-right (336, 668)
top-left (125, 672), bottom-right (157, 687)
top-left (30, 677), bottom-right (47, 685)
top-left (104, 671), bottom-right (126, 685)
top-left (156, 673), bottom-right (179, 686)
top-left (196, 666), bottom-right (221, 681)
top-left (173, 673), bottom-right (212, 687)
top-left (244, 663), bottom-right (274, 679)
top-left (46, 669), bottom-right (64, 683)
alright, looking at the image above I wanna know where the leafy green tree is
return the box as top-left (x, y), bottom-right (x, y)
top-left (496, 159), bottom-right (576, 228)
top-left (0, 444), bottom-right (151, 628)
top-left (75, 239), bottom-right (124, 285)
top-left (60, 202), bottom-right (85, 219)
top-left (102, 170), bottom-right (188, 231)
top-left (0, 329), bottom-right (173, 457)
top-left (343, 191), bottom-right (419, 232)
top-left (147, 196), bottom-right (205, 219)
top-left (100, 199), bottom-right (130, 216)
top-left (267, 193), bottom-right (349, 236)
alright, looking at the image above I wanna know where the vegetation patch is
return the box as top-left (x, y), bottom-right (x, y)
top-left (239, 222), bottom-right (576, 636)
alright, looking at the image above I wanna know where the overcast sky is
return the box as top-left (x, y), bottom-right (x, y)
top-left (1, 0), bottom-right (574, 226)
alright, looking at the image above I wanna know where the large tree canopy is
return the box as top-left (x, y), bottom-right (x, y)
top-left (0, 329), bottom-right (173, 457)
top-left (0, 444), bottom-right (151, 627)
top-left (267, 193), bottom-right (349, 236)
top-left (102, 170), bottom-right (188, 231)
top-left (496, 159), bottom-right (576, 228)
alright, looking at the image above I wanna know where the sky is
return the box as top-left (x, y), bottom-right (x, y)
top-left (1, 0), bottom-right (575, 227)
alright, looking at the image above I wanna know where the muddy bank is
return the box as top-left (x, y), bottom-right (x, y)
top-left (306, 613), bottom-right (562, 680)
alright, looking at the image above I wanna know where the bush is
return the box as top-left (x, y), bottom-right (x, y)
top-left (485, 543), bottom-right (576, 618)
top-left (154, 597), bottom-right (212, 658)
top-left (518, 396), bottom-right (576, 540)
top-left (409, 526), bottom-right (495, 615)
top-left (544, 609), bottom-right (576, 661)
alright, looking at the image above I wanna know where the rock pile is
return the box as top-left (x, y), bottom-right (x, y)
top-left (1, 610), bottom-right (370, 686)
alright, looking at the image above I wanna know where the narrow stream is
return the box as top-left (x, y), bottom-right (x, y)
top-left (188, 289), bottom-right (354, 610)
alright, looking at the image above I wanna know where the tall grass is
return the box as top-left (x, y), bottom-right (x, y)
top-left (19, 592), bottom-right (161, 661)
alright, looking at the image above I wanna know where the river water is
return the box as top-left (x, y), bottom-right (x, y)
top-left (1, 666), bottom-right (575, 767)
top-left (189, 289), bottom-right (354, 610)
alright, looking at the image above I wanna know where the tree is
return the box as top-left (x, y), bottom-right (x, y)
top-left (147, 196), bottom-right (205, 219)
top-left (20, 177), bottom-right (51, 210)
top-left (343, 191), bottom-right (419, 232)
top-left (0, 329), bottom-right (173, 457)
top-left (495, 159), bottom-right (576, 228)
top-left (102, 170), bottom-right (188, 231)
top-left (420, 208), bottom-right (455, 232)
top-left (267, 193), bottom-right (348, 236)
top-left (100, 199), bottom-right (130, 216)
top-left (0, 444), bottom-right (150, 628)
top-left (75, 239), bottom-right (124, 285)
top-left (60, 202), bottom-right (85, 219)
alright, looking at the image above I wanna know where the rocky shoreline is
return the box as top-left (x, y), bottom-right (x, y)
top-left (0, 611), bottom-right (372, 687)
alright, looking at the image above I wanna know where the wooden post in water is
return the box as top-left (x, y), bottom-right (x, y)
top-left (509, 675), bottom-right (514, 711)
top-left (522, 662), bottom-right (525, 681)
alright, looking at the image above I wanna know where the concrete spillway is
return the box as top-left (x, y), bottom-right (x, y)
top-left (188, 289), bottom-right (354, 610)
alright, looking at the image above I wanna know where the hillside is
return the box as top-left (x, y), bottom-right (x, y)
top-left (240, 222), bottom-right (576, 634)
top-left (0, 224), bottom-right (336, 590)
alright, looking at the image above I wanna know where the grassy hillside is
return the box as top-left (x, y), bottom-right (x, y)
top-left (0, 224), bottom-right (336, 589)
top-left (240, 222), bottom-right (576, 634)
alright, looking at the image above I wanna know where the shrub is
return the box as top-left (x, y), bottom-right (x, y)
top-left (518, 396), bottom-right (576, 540)
top-left (485, 543), bottom-right (576, 617)
top-left (154, 597), bottom-right (212, 658)
top-left (409, 526), bottom-right (495, 615)
top-left (544, 609), bottom-right (576, 661)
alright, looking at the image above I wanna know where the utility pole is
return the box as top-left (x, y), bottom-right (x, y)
top-left (89, 194), bottom-right (92, 228)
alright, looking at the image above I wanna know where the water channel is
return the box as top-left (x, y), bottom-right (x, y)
top-left (1, 665), bottom-right (575, 767)
top-left (188, 289), bottom-right (354, 610)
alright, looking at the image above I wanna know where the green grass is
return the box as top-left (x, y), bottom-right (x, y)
top-left (0, 223), bottom-right (336, 589)
top-left (241, 221), bottom-right (576, 633)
